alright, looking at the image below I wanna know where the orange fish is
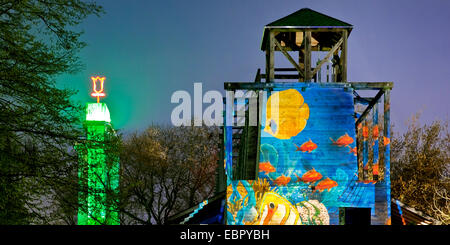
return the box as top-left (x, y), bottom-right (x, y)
top-left (314, 177), bottom-right (338, 193)
top-left (259, 161), bottom-right (276, 175)
top-left (373, 125), bottom-right (379, 140)
top-left (383, 136), bottom-right (390, 146)
top-left (330, 133), bottom-right (354, 147)
top-left (348, 146), bottom-right (357, 156)
top-left (298, 168), bottom-right (322, 184)
top-left (294, 139), bottom-right (317, 153)
top-left (273, 174), bottom-right (291, 186)
top-left (362, 126), bottom-right (369, 139)
top-left (363, 162), bottom-right (379, 175)
top-left (373, 162), bottom-right (379, 175)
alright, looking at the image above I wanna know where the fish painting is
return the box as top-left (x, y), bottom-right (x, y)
top-left (348, 146), bottom-right (357, 156)
top-left (362, 126), bottom-right (369, 139)
top-left (296, 168), bottom-right (322, 184)
top-left (373, 125), bottom-right (379, 140)
top-left (294, 139), bottom-right (317, 153)
top-left (362, 125), bottom-right (380, 140)
top-left (255, 191), bottom-right (301, 225)
top-left (259, 161), bottom-right (276, 175)
top-left (383, 136), bottom-right (390, 146)
top-left (273, 174), bottom-right (291, 186)
top-left (330, 133), bottom-right (354, 147)
top-left (313, 177), bottom-right (338, 193)
top-left (264, 89), bottom-right (309, 140)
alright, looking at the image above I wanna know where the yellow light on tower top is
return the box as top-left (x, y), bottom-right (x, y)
top-left (91, 76), bottom-right (106, 103)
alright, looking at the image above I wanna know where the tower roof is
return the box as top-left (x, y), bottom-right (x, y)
top-left (266, 8), bottom-right (352, 28)
top-left (261, 8), bottom-right (353, 50)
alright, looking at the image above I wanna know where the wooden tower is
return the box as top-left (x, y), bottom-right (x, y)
top-left (223, 8), bottom-right (393, 225)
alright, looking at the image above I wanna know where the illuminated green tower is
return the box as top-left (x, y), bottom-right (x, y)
top-left (76, 77), bottom-right (120, 225)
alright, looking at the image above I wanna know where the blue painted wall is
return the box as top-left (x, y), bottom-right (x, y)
top-left (225, 83), bottom-right (390, 225)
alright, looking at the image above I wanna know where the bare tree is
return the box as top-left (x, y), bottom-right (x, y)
top-left (391, 113), bottom-right (450, 224)
top-left (119, 125), bottom-right (219, 224)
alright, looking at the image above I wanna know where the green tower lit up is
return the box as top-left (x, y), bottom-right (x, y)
top-left (76, 76), bottom-right (120, 225)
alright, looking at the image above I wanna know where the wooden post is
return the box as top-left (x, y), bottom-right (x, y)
top-left (299, 32), bottom-right (304, 82)
top-left (304, 31), bottom-right (311, 81)
top-left (254, 91), bottom-right (263, 177)
top-left (383, 89), bottom-right (391, 220)
top-left (299, 52), bottom-right (304, 82)
top-left (373, 102), bottom-right (379, 180)
top-left (341, 30), bottom-right (348, 82)
top-left (266, 31), bottom-right (275, 82)
top-left (374, 89), bottom-right (391, 225)
top-left (362, 120), bottom-right (368, 179)
top-left (367, 114), bottom-right (374, 181)
top-left (357, 122), bottom-right (364, 180)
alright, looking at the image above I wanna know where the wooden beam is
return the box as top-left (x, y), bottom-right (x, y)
top-left (355, 89), bottom-right (385, 126)
top-left (268, 27), bottom-right (353, 33)
top-left (273, 38), bottom-right (304, 77)
top-left (357, 123), bottom-right (364, 180)
top-left (367, 116), bottom-right (374, 181)
top-left (261, 74), bottom-right (300, 80)
top-left (254, 91), bottom-right (263, 178)
top-left (362, 120), bottom-right (368, 179)
top-left (311, 37), bottom-right (343, 78)
top-left (304, 31), bottom-right (312, 81)
top-left (383, 89), bottom-right (391, 179)
top-left (224, 81), bottom-right (352, 90)
top-left (373, 103), bottom-right (379, 179)
top-left (355, 97), bottom-right (374, 105)
top-left (341, 30), bottom-right (348, 82)
top-left (383, 89), bottom-right (391, 219)
top-left (265, 31), bottom-right (275, 82)
top-left (223, 81), bottom-right (393, 91)
top-left (299, 33), bottom-right (305, 82)
top-left (224, 81), bottom-right (393, 90)
top-left (349, 82), bottom-right (394, 90)
top-left (275, 68), bottom-right (298, 71)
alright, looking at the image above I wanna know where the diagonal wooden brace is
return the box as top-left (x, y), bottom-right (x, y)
top-left (273, 38), bottom-right (304, 78)
top-left (355, 89), bottom-right (385, 126)
top-left (311, 37), bottom-right (344, 78)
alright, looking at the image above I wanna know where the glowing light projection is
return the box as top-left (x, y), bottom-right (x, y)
top-left (91, 76), bottom-right (106, 103)
top-left (76, 76), bottom-right (119, 225)
top-left (86, 102), bottom-right (111, 122)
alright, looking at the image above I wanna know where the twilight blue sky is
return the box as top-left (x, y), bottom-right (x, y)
top-left (57, 0), bottom-right (450, 133)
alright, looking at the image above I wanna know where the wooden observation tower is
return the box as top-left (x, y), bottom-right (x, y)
top-left (223, 8), bottom-right (393, 225)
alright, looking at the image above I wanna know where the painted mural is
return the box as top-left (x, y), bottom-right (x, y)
top-left (226, 85), bottom-right (390, 225)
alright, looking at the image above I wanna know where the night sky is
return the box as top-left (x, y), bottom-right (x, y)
top-left (56, 0), bottom-right (450, 133)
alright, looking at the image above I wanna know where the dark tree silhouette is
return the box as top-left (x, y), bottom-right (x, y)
top-left (0, 0), bottom-right (103, 224)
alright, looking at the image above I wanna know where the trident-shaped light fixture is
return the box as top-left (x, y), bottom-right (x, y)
top-left (90, 76), bottom-right (106, 103)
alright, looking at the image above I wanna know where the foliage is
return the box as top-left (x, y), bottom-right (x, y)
top-left (391, 114), bottom-right (450, 224)
top-left (0, 0), bottom-right (103, 224)
top-left (118, 125), bottom-right (220, 224)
